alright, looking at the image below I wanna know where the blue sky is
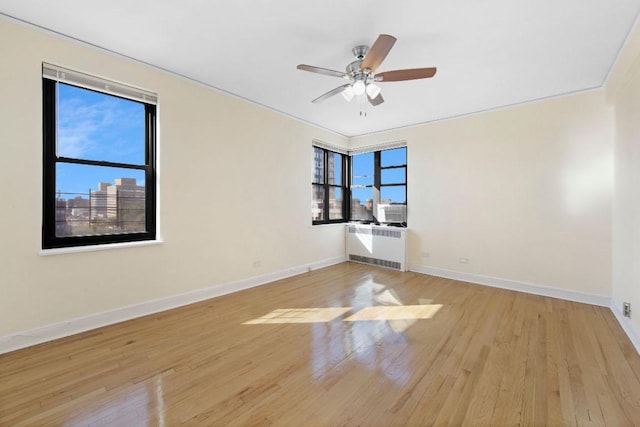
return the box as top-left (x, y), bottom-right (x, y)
top-left (56, 82), bottom-right (405, 205)
top-left (56, 83), bottom-right (145, 198)
top-left (352, 148), bottom-right (407, 204)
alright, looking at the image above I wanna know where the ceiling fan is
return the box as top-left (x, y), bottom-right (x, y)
top-left (297, 34), bottom-right (437, 107)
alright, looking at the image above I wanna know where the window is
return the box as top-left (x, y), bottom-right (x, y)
top-left (42, 64), bottom-right (157, 249)
top-left (351, 146), bottom-right (407, 225)
top-left (312, 146), bottom-right (348, 224)
top-left (351, 152), bottom-right (374, 221)
top-left (311, 143), bottom-right (406, 226)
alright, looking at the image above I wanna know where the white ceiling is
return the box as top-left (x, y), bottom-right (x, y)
top-left (2, 0), bottom-right (640, 137)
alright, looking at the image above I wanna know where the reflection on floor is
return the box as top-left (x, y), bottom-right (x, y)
top-left (243, 276), bottom-right (442, 333)
top-left (2, 262), bottom-right (640, 425)
top-left (243, 307), bottom-right (353, 324)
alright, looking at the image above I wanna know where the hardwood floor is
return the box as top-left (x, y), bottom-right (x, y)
top-left (1, 262), bottom-right (640, 425)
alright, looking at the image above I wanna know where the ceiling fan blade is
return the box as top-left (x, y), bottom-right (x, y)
top-left (361, 34), bottom-right (397, 73)
top-left (375, 67), bottom-right (437, 82)
top-left (312, 84), bottom-right (351, 103)
top-left (368, 93), bottom-right (384, 106)
top-left (297, 64), bottom-right (348, 79)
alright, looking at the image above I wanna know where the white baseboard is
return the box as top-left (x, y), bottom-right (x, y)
top-left (410, 264), bottom-right (640, 356)
top-left (0, 255), bottom-right (347, 355)
top-left (409, 264), bottom-right (611, 307)
top-left (5, 257), bottom-right (637, 358)
top-left (610, 298), bottom-right (640, 355)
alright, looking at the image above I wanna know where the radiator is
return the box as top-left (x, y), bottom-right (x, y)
top-left (346, 224), bottom-right (408, 271)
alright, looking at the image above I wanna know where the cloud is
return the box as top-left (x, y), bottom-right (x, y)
top-left (57, 86), bottom-right (145, 163)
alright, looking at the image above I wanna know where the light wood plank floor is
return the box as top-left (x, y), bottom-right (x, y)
top-left (2, 262), bottom-right (640, 426)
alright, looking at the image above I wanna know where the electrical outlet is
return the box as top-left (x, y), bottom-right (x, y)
top-left (459, 257), bottom-right (469, 264)
top-left (252, 260), bottom-right (262, 268)
top-left (623, 302), bottom-right (632, 318)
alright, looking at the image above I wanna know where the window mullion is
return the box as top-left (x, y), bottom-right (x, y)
top-left (341, 155), bottom-right (351, 221)
top-left (373, 151), bottom-right (381, 223)
top-left (323, 150), bottom-right (330, 222)
top-left (145, 104), bottom-right (156, 235)
top-left (57, 157), bottom-right (147, 170)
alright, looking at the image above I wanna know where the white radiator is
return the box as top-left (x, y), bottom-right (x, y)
top-left (346, 224), bottom-right (408, 271)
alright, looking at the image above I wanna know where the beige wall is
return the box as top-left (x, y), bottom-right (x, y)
top-left (351, 91), bottom-right (614, 296)
top-left (1, 14), bottom-right (632, 342)
top-left (608, 19), bottom-right (640, 340)
top-left (0, 18), bottom-right (348, 337)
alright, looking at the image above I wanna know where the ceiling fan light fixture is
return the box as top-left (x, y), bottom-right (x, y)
top-left (342, 85), bottom-right (355, 102)
top-left (366, 83), bottom-right (381, 98)
top-left (297, 34), bottom-right (437, 107)
top-left (352, 80), bottom-right (366, 96)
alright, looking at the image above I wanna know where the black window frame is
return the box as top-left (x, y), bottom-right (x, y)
top-left (312, 146), bottom-right (349, 225)
top-left (350, 147), bottom-right (407, 226)
top-left (42, 78), bottom-right (157, 249)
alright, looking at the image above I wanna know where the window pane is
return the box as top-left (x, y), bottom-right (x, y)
top-left (55, 163), bottom-right (146, 237)
top-left (381, 185), bottom-right (406, 204)
top-left (381, 167), bottom-right (406, 184)
top-left (351, 187), bottom-right (374, 221)
top-left (312, 184), bottom-right (325, 221)
top-left (380, 147), bottom-right (407, 167)
top-left (327, 152), bottom-right (342, 185)
top-left (329, 187), bottom-right (343, 220)
top-left (313, 147), bottom-right (325, 184)
top-left (352, 152), bottom-right (374, 186)
top-left (58, 83), bottom-right (146, 164)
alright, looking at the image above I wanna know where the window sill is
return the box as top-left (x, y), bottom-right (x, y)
top-left (310, 222), bottom-right (348, 228)
top-left (39, 238), bottom-right (164, 256)
top-left (347, 221), bottom-right (407, 228)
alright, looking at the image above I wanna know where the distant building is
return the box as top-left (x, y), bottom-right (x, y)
top-left (67, 195), bottom-right (90, 218)
top-left (54, 178), bottom-right (145, 236)
top-left (85, 178), bottom-right (146, 231)
top-left (90, 182), bottom-right (112, 220)
top-left (106, 178), bottom-right (145, 231)
top-left (55, 191), bottom-right (69, 236)
top-left (351, 198), bottom-right (374, 221)
top-left (313, 148), bottom-right (324, 185)
top-left (313, 149), bottom-right (338, 220)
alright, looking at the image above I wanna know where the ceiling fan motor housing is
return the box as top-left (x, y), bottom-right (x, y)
top-left (346, 60), bottom-right (363, 75)
top-left (352, 45), bottom-right (369, 60)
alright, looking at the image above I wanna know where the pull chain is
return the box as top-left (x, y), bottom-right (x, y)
top-left (358, 94), bottom-right (368, 117)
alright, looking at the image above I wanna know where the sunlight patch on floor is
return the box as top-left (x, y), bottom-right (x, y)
top-left (243, 304), bottom-right (443, 325)
top-left (344, 304), bottom-right (443, 321)
top-left (242, 307), bottom-right (353, 324)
